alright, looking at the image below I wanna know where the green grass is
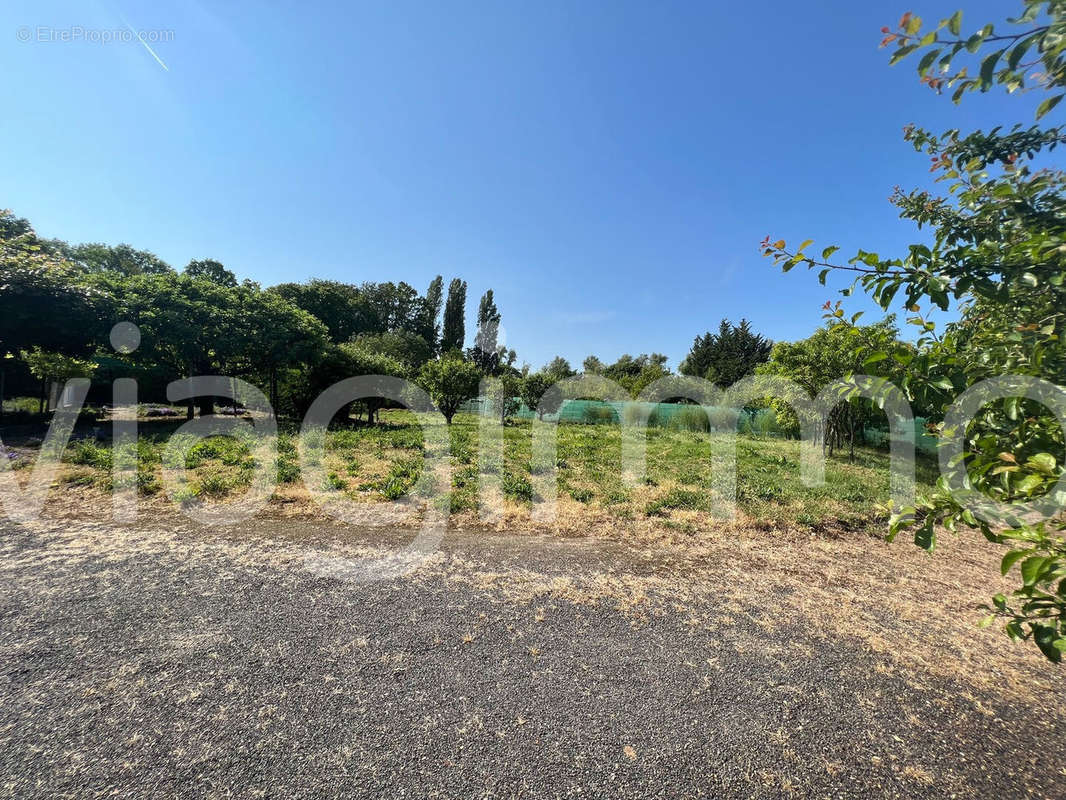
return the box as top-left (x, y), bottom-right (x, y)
top-left (41, 409), bottom-right (936, 530)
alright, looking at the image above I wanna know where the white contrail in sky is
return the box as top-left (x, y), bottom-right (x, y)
top-left (120, 15), bottom-right (169, 71)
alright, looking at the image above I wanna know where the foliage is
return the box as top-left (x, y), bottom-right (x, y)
top-left (54, 240), bottom-right (172, 275)
top-left (20, 347), bottom-right (97, 382)
top-left (582, 355), bottom-right (606, 374)
top-left (418, 356), bottom-right (481, 424)
top-left (269, 279), bottom-right (376, 344)
top-left (756, 319), bottom-right (907, 452)
top-left (600, 353), bottom-right (672, 397)
top-left (469, 289), bottom-right (502, 372)
top-left (521, 371), bottom-right (556, 419)
top-left (422, 275), bottom-right (444, 352)
top-left (0, 216), bottom-right (104, 358)
top-left (488, 370), bottom-right (523, 423)
top-left (351, 330), bottom-right (432, 371)
top-left (544, 356), bottom-right (576, 379)
top-left (765, 1), bottom-right (1066, 660)
top-left (680, 319), bottom-right (772, 388)
top-left (441, 278), bottom-right (467, 354)
top-left (184, 259), bottom-right (237, 287)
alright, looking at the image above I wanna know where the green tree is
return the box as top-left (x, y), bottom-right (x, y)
top-left (61, 241), bottom-right (172, 275)
top-left (756, 318), bottom-right (906, 456)
top-left (100, 271), bottom-right (250, 417)
top-left (421, 275), bottom-right (444, 351)
top-left (185, 259), bottom-right (237, 287)
top-left (469, 289), bottom-right (501, 373)
top-left (0, 220), bottom-right (104, 360)
top-left (418, 356), bottom-right (480, 425)
top-left (521, 371), bottom-right (558, 419)
top-left (269, 279), bottom-right (375, 344)
top-left (680, 319), bottom-right (772, 387)
top-left (582, 355), bottom-right (606, 374)
top-left (20, 347), bottom-right (97, 412)
top-left (352, 330), bottom-right (433, 371)
top-left (544, 356), bottom-right (576, 379)
top-left (602, 353), bottom-right (672, 397)
top-left (441, 278), bottom-right (467, 354)
top-left (765, 1), bottom-right (1066, 660)
top-left (300, 342), bottom-right (407, 423)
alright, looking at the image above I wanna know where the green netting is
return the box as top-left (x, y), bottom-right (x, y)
top-left (460, 397), bottom-right (784, 434)
top-left (460, 396), bottom-right (940, 454)
top-left (863, 417), bottom-right (939, 455)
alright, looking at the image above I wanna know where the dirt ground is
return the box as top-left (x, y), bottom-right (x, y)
top-left (1, 508), bottom-right (1063, 798)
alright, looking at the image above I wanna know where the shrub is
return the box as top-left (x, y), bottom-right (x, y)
top-left (196, 470), bottom-right (233, 498)
top-left (276, 456), bottom-right (301, 484)
top-left (67, 439), bottom-right (111, 470)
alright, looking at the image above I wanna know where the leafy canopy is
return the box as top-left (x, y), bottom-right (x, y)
top-left (765, 1), bottom-right (1066, 661)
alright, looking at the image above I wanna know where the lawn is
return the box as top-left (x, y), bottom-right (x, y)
top-left (2, 408), bottom-right (939, 533)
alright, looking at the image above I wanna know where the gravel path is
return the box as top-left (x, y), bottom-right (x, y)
top-left (0, 517), bottom-right (1062, 799)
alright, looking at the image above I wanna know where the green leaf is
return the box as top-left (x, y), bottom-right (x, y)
top-left (947, 9), bottom-right (962, 35)
top-left (797, 239), bottom-right (813, 252)
top-left (917, 48), bottom-right (941, 75)
top-left (1027, 453), bottom-right (1056, 475)
top-left (1036, 94), bottom-right (1063, 120)
top-left (1001, 549), bottom-right (1030, 576)
top-left (890, 44), bottom-right (919, 65)
top-left (1016, 473), bottom-right (1044, 495)
top-left (979, 49), bottom-right (1004, 89)
top-left (914, 521), bottom-right (936, 551)
top-left (1032, 625), bottom-right (1063, 663)
top-left (1020, 556), bottom-right (1048, 586)
top-left (821, 245), bottom-right (840, 260)
top-left (1007, 34), bottom-right (1037, 70)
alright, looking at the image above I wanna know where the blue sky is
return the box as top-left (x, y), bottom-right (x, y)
top-left (1, 0), bottom-right (1036, 370)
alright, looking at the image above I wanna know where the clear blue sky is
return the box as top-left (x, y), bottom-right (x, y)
top-left (1, 0), bottom-right (1034, 370)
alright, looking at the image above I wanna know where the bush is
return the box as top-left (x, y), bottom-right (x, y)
top-left (67, 439), bottom-right (111, 470)
top-left (197, 470), bottom-right (234, 498)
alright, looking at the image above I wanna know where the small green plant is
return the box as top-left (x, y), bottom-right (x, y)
top-left (569, 487), bottom-right (594, 503)
top-left (67, 439), bottom-right (111, 470)
top-left (276, 456), bottom-right (301, 484)
top-left (501, 471), bottom-right (534, 503)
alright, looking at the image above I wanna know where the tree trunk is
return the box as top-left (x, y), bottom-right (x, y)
top-left (198, 396), bottom-right (215, 417)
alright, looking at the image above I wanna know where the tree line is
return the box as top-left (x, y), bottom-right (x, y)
top-left (5, 215), bottom-right (890, 429)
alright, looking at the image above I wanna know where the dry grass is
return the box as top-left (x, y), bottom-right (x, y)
top-left (4, 411), bottom-right (1062, 711)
